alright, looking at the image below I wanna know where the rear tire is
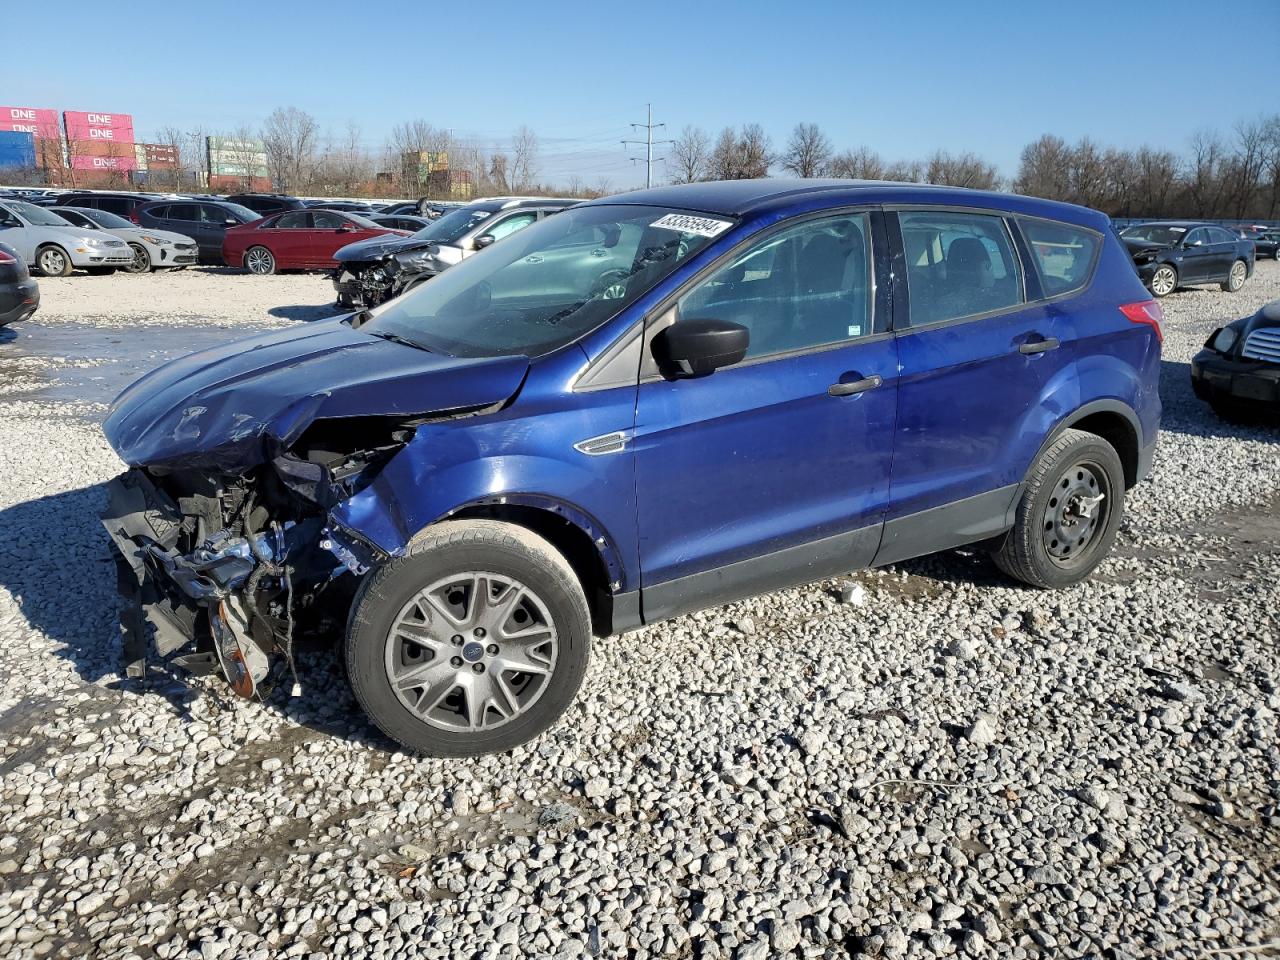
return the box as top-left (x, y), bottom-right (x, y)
top-left (35, 245), bottom-right (72, 277)
top-left (1222, 259), bottom-right (1247, 292)
top-left (345, 520), bottom-right (592, 757)
top-left (124, 243), bottom-right (151, 274)
top-left (993, 428), bottom-right (1125, 589)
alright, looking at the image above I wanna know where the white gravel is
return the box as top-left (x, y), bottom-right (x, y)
top-left (0, 263), bottom-right (1277, 959)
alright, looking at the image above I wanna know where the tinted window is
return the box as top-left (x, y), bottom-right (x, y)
top-left (900, 210), bottom-right (1022, 326)
top-left (1208, 227), bottom-right (1236, 244)
top-left (165, 204), bottom-right (200, 221)
top-left (97, 197), bottom-right (129, 216)
top-left (200, 205), bottom-right (234, 223)
top-left (275, 211), bottom-right (308, 229)
top-left (53, 209), bottom-right (91, 227)
top-left (1020, 219), bottom-right (1099, 297)
top-left (1185, 228), bottom-right (1208, 246)
top-left (679, 213), bottom-right (871, 360)
top-left (312, 211), bottom-right (347, 229)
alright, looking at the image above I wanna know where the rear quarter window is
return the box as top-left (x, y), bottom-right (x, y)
top-left (1019, 219), bottom-right (1100, 298)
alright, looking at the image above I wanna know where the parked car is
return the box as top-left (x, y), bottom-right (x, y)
top-left (101, 179), bottom-right (1162, 756)
top-left (0, 240), bottom-right (39, 325)
top-left (53, 191), bottom-right (167, 224)
top-left (1250, 230), bottom-right (1280, 260)
top-left (136, 199), bottom-right (261, 264)
top-left (226, 193), bottom-right (307, 216)
top-left (1192, 299), bottom-right (1280, 421)
top-left (1119, 221), bottom-right (1254, 297)
top-left (368, 214), bottom-right (433, 232)
top-left (332, 197), bottom-right (577, 307)
top-left (378, 201), bottom-right (421, 216)
top-left (223, 209), bottom-right (409, 274)
top-left (0, 198), bottom-right (134, 276)
top-left (305, 200), bottom-right (375, 213)
top-left (50, 207), bottom-right (199, 273)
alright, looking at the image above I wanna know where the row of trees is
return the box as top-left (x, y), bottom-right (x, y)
top-left (669, 116), bottom-right (1280, 220)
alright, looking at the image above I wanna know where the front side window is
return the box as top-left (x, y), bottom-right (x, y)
top-left (1184, 228), bottom-right (1208, 246)
top-left (484, 212), bottom-right (538, 242)
top-left (367, 204), bottom-right (729, 358)
top-left (899, 210), bottom-right (1022, 326)
top-left (1021, 219), bottom-right (1100, 297)
top-left (275, 211), bottom-right (308, 229)
top-left (677, 213), bottom-right (872, 360)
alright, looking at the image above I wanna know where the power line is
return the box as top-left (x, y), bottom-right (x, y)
top-left (621, 104), bottom-right (673, 189)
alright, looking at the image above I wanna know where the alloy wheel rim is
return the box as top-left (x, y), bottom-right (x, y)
top-left (1230, 262), bottom-right (1245, 289)
top-left (1042, 460), bottom-right (1108, 565)
top-left (130, 246), bottom-right (147, 271)
top-left (1152, 267), bottom-right (1175, 296)
top-left (247, 248), bottom-right (273, 274)
top-left (384, 572), bottom-right (559, 732)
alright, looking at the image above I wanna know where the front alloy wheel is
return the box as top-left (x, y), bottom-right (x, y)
top-left (346, 520), bottom-right (591, 756)
top-left (1149, 264), bottom-right (1177, 297)
top-left (125, 243), bottom-right (151, 274)
top-left (245, 246), bottom-right (276, 275)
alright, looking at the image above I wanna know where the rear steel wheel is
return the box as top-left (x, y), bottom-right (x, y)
top-left (1041, 461), bottom-right (1109, 565)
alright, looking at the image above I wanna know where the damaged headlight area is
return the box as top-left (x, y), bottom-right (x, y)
top-left (332, 247), bottom-right (441, 309)
top-left (101, 414), bottom-right (420, 699)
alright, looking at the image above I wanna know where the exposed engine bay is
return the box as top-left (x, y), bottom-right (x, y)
top-left (102, 416), bottom-right (414, 698)
top-left (332, 242), bottom-right (456, 308)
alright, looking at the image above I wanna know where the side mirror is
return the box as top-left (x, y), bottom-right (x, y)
top-left (225, 218), bottom-right (238, 226)
top-left (652, 318), bottom-right (749, 376)
top-left (336, 226), bottom-right (353, 233)
top-left (474, 234), bottom-right (496, 250)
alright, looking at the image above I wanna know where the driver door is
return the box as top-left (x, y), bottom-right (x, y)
top-left (632, 210), bottom-right (898, 622)
top-left (0, 204), bottom-right (35, 263)
top-left (1179, 227), bottom-right (1213, 282)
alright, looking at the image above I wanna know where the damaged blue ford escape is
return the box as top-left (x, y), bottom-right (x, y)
top-left (102, 180), bottom-right (1162, 756)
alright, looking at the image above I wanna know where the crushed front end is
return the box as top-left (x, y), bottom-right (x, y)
top-left (332, 244), bottom-right (448, 308)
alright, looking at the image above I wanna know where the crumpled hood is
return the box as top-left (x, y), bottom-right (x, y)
top-left (104, 317), bottom-right (529, 472)
top-left (334, 233), bottom-right (431, 263)
top-left (1122, 236), bottom-right (1169, 254)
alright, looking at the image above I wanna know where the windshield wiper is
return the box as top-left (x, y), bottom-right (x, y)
top-left (369, 330), bottom-right (432, 352)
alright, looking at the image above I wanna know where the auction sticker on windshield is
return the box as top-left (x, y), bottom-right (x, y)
top-left (650, 213), bottom-right (733, 238)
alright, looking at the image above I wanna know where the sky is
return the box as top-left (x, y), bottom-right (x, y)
top-left (3, 0), bottom-right (1278, 191)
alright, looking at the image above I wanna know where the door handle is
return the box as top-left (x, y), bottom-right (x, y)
top-left (828, 374), bottom-right (882, 397)
top-left (1018, 337), bottom-right (1060, 355)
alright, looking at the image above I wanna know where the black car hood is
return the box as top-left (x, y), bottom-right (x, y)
top-left (103, 316), bottom-right (529, 472)
top-left (334, 234), bottom-right (433, 263)
top-left (1122, 236), bottom-right (1170, 254)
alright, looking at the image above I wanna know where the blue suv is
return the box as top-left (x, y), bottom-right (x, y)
top-left (102, 180), bottom-right (1162, 756)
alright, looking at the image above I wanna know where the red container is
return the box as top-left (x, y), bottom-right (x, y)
top-left (0, 106), bottom-right (60, 140)
top-left (63, 110), bottom-right (135, 145)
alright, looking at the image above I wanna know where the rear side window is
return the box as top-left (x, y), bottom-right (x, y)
top-left (899, 210), bottom-right (1022, 326)
top-left (312, 211), bottom-right (347, 229)
top-left (166, 204), bottom-right (199, 221)
top-left (1020, 219), bottom-right (1100, 297)
top-left (146, 205), bottom-right (169, 219)
top-left (98, 197), bottom-right (129, 216)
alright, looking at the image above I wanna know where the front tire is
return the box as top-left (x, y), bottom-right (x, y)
top-left (1149, 263), bottom-right (1177, 298)
top-left (345, 520), bottom-right (591, 757)
top-left (125, 243), bottom-right (151, 274)
top-left (993, 428), bottom-right (1125, 589)
top-left (244, 246), bottom-right (276, 275)
top-left (36, 245), bottom-right (72, 277)
top-left (1222, 259), bottom-right (1247, 292)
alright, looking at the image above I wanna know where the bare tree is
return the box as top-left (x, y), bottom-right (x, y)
top-left (780, 122), bottom-right (832, 178)
top-left (925, 150), bottom-right (999, 190)
top-left (510, 126), bottom-right (539, 191)
top-left (737, 124), bottom-right (772, 178)
top-left (261, 106), bottom-right (318, 194)
top-left (668, 125), bottom-right (710, 183)
top-left (707, 127), bottom-right (739, 180)
top-left (1185, 130), bottom-right (1226, 217)
top-left (827, 146), bottom-right (885, 180)
top-left (1014, 134), bottom-right (1072, 201)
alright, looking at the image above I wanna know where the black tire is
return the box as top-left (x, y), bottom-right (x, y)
top-left (35, 245), bottom-right (72, 277)
top-left (1222, 259), bottom-right (1247, 293)
top-left (124, 243), bottom-right (151, 274)
top-left (345, 520), bottom-right (591, 757)
top-left (993, 428), bottom-right (1125, 589)
top-left (1148, 263), bottom-right (1177, 298)
top-left (244, 246), bottom-right (276, 275)
top-left (86, 266), bottom-right (116, 276)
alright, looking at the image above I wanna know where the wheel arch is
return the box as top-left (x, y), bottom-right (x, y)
top-left (437, 496), bottom-right (625, 638)
top-left (1040, 400), bottom-right (1143, 489)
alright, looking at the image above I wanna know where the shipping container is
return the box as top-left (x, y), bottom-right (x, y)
top-left (67, 138), bottom-right (138, 171)
top-left (64, 110), bottom-right (135, 145)
top-left (0, 130), bottom-right (37, 169)
top-left (0, 106), bottom-right (61, 140)
top-left (207, 136), bottom-right (268, 178)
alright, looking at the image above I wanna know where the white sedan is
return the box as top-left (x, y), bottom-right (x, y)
top-left (48, 206), bottom-right (199, 273)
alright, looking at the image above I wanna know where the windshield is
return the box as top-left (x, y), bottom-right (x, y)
top-left (367, 205), bottom-right (734, 358)
top-left (220, 202), bottom-right (261, 223)
top-left (7, 200), bottom-right (80, 227)
top-left (410, 205), bottom-right (498, 244)
top-left (1120, 224), bottom-right (1187, 245)
top-left (79, 208), bottom-right (134, 230)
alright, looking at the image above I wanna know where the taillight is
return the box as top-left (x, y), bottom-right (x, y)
top-left (0, 249), bottom-right (15, 264)
top-left (1119, 299), bottom-right (1163, 344)
top-left (129, 210), bottom-right (140, 224)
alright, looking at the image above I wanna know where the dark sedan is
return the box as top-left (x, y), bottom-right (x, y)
top-left (1192, 299), bottom-right (1280, 421)
top-left (0, 240), bottom-right (39, 326)
top-left (1119, 222), bottom-right (1254, 297)
top-left (1250, 230), bottom-right (1280, 260)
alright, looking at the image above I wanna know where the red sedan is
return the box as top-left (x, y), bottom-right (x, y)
top-left (223, 210), bottom-right (408, 274)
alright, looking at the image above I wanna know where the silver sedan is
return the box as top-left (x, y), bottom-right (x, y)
top-left (0, 199), bottom-right (134, 276)
top-left (50, 207), bottom-right (199, 273)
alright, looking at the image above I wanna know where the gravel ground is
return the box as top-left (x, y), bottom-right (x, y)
top-left (0, 265), bottom-right (1278, 959)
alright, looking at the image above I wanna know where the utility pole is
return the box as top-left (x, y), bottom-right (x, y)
top-left (622, 103), bottom-right (673, 189)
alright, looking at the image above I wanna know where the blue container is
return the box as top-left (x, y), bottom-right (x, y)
top-left (0, 130), bottom-right (37, 169)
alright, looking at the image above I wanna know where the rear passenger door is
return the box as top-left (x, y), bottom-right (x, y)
top-left (878, 208), bottom-right (1075, 564)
